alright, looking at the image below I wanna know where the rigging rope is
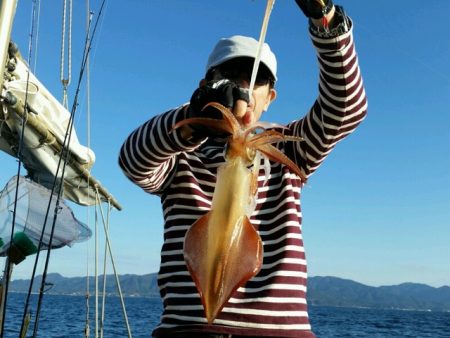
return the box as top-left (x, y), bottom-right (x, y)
top-left (94, 190), bottom-right (133, 338)
top-left (95, 200), bottom-right (99, 338)
top-left (99, 199), bottom-right (109, 338)
top-left (99, 201), bottom-right (110, 338)
top-left (60, 0), bottom-right (72, 109)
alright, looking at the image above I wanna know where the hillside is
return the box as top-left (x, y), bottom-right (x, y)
top-left (307, 276), bottom-right (450, 311)
top-left (10, 274), bottom-right (450, 311)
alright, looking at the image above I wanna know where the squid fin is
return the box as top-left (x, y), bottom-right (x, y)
top-left (184, 214), bottom-right (263, 324)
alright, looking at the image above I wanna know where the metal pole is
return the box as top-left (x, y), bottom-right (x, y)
top-left (0, 0), bottom-right (18, 91)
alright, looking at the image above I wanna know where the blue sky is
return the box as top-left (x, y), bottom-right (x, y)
top-left (1, 0), bottom-right (449, 288)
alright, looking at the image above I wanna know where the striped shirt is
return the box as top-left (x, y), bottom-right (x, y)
top-left (119, 22), bottom-right (367, 338)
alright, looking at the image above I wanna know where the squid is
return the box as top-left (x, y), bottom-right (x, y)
top-left (173, 102), bottom-right (306, 324)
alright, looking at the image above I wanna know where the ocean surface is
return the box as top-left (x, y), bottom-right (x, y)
top-left (2, 293), bottom-right (449, 337)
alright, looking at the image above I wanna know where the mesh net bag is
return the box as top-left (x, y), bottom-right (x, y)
top-left (0, 176), bottom-right (91, 256)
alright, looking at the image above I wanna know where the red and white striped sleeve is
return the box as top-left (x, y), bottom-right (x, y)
top-left (118, 105), bottom-right (202, 194)
top-left (289, 20), bottom-right (368, 178)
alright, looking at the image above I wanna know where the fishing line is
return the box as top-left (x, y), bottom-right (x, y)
top-left (0, 0), bottom-right (40, 336)
top-left (248, 0), bottom-right (276, 98)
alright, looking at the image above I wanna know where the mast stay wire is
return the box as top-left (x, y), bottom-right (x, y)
top-left (0, 0), bottom-right (40, 336)
top-left (94, 190), bottom-right (133, 338)
top-left (84, 1), bottom-right (92, 337)
top-left (99, 199), bottom-right (111, 338)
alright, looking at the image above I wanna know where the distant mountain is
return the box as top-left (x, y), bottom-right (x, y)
top-left (10, 274), bottom-right (450, 311)
top-left (307, 276), bottom-right (450, 311)
top-left (10, 273), bottom-right (160, 297)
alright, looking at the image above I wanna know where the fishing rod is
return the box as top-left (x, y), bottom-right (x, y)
top-left (248, 0), bottom-right (276, 98)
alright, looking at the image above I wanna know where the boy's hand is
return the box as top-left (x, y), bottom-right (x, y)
top-left (187, 80), bottom-right (249, 137)
top-left (294, 0), bottom-right (334, 19)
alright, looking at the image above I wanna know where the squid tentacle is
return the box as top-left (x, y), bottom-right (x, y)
top-left (247, 131), bottom-right (287, 148)
top-left (243, 122), bottom-right (288, 140)
top-left (203, 102), bottom-right (241, 136)
top-left (256, 143), bottom-right (307, 182)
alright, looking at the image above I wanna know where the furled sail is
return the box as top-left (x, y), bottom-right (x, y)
top-left (0, 43), bottom-right (121, 209)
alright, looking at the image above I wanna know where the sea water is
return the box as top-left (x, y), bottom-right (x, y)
top-left (2, 293), bottom-right (449, 337)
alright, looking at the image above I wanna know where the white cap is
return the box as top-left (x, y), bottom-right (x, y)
top-left (205, 35), bottom-right (277, 81)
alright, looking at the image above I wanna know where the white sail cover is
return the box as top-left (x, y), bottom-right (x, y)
top-left (3, 56), bottom-right (95, 164)
top-left (0, 45), bottom-right (120, 208)
top-left (0, 176), bottom-right (91, 256)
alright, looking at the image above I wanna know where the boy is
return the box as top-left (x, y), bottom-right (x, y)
top-left (119, 1), bottom-right (367, 337)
